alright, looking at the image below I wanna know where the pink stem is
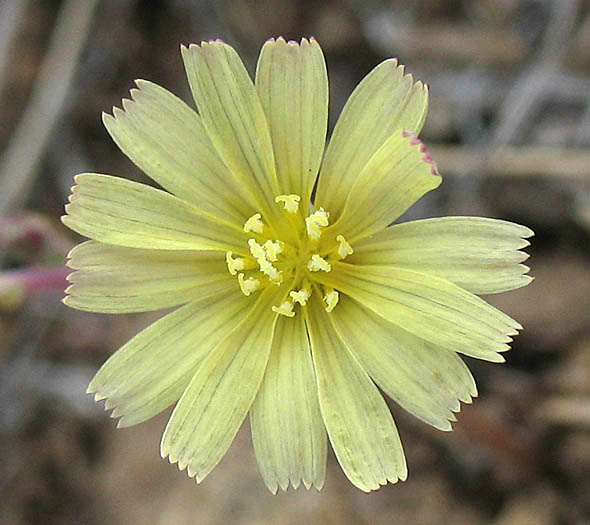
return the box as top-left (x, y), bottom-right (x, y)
top-left (2, 265), bottom-right (69, 294)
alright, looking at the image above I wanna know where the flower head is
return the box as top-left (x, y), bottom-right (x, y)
top-left (62, 37), bottom-right (533, 493)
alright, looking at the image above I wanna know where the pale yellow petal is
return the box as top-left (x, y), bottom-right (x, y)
top-left (64, 241), bottom-right (233, 313)
top-left (103, 80), bottom-right (250, 225)
top-left (181, 41), bottom-right (280, 220)
top-left (316, 59), bottom-right (428, 218)
top-left (87, 291), bottom-right (251, 428)
top-left (330, 297), bottom-right (477, 431)
top-left (314, 263), bottom-right (521, 362)
top-left (255, 37), bottom-right (328, 203)
top-left (305, 293), bottom-right (407, 492)
top-left (351, 217), bottom-right (534, 294)
top-left (62, 174), bottom-right (247, 253)
top-left (250, 314), bottom-right (327, 493)
top-left (160, 284), bottom-right (286, 483)
top-left (328, 131), bottom-right (441, 242)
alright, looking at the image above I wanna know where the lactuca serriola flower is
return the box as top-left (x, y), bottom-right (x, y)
top-left (62, 37), bottom-right (533, 493)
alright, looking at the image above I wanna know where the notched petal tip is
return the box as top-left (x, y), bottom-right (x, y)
top-left (104, 397), bottom-right (116, 411)
top-left (199, 38), bottom-right (224, 48)
top-left (101, 110), bottom-right (115, 125)
top-left (116, 418), bottom-right (130, 429)
top-left (278, 478), bottom-right (290, 492)
top-left (401, 130), bottom-right (441, 176)
top-left (120, 98), bottom-right (134, 113)
top-left (134, 77), bottom-right (149, 88)
top-left (160, 445), bottom-right (204, 483)
top-left (265, 481), bottom-right (279, 495)
top-left (523, 228), bottom-right (535, 239)
top-left (182, 42), bottom-right (199, 54)
top-left (492, 353), bottom-right (507, 363)
top-left (386, 57), bottom-right (399, 69)
top-left (313, 478), bottom-right (325, 491)
top-left (128, 87), bottom-right (141, 101)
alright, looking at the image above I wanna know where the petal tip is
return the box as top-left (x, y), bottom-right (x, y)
top-left (266, 482), bottom-right (279, 495)
top-left (101, 110), bottom-right (114, 124)
top-left (401, 130), bottom-right (441, 177)
top-left (116, 418), bottom-right (131, 429)
top-left (313, 480), bottom-right (325, 491)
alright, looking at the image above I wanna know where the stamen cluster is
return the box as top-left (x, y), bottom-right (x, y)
top-left (225, 195), bottom-right (355, 317)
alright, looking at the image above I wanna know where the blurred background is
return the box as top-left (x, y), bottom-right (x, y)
top-left (0, 0), bottom-right (589, 523)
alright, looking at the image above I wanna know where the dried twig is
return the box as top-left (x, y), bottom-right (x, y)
top-left (430, 145), bottom-right (590, 178)
top-left (0, 0), bottom-right (28, 94)
top-left (0, 0), bottom-right (99, 216)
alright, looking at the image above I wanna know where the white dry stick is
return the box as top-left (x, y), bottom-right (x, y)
top-left (0, 0), bottom-right (100, 216)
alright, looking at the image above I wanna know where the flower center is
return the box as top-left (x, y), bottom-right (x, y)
top-left (225, 194), bottom-right (354, 317)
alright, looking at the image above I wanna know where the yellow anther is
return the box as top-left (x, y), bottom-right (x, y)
top-left (263, 240), bottom-right (283, 262)
top-left (272, 300), bottom-right (295, 318)
top-left (244, 213), bottom-right (265, 234)
top-left (238, 273), bottom-right (260, 296)
top-left (290, 287), bottom-right (311, 306)
top-left (307, 254), bottom-right (331, 272)
top-left (336, 235), bottom-right (354, 259)
top-left (260, 260), bottom-right (282, 284)
top-left (248, 239), bottom-right (282, 284)
top-left (324, 289), bottom-right (339, 312)
top-left (305, 208), bottom-right (329, 239)
top-left (225, 252), bottom-right (245, 275)
top-left (275, 194), bottom-right (301, 213)
top-left (248, 239), bottom-right (266, 260)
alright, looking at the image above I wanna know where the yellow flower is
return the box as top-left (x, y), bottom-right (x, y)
top-left (62, 37), bottom-right (533, 493)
